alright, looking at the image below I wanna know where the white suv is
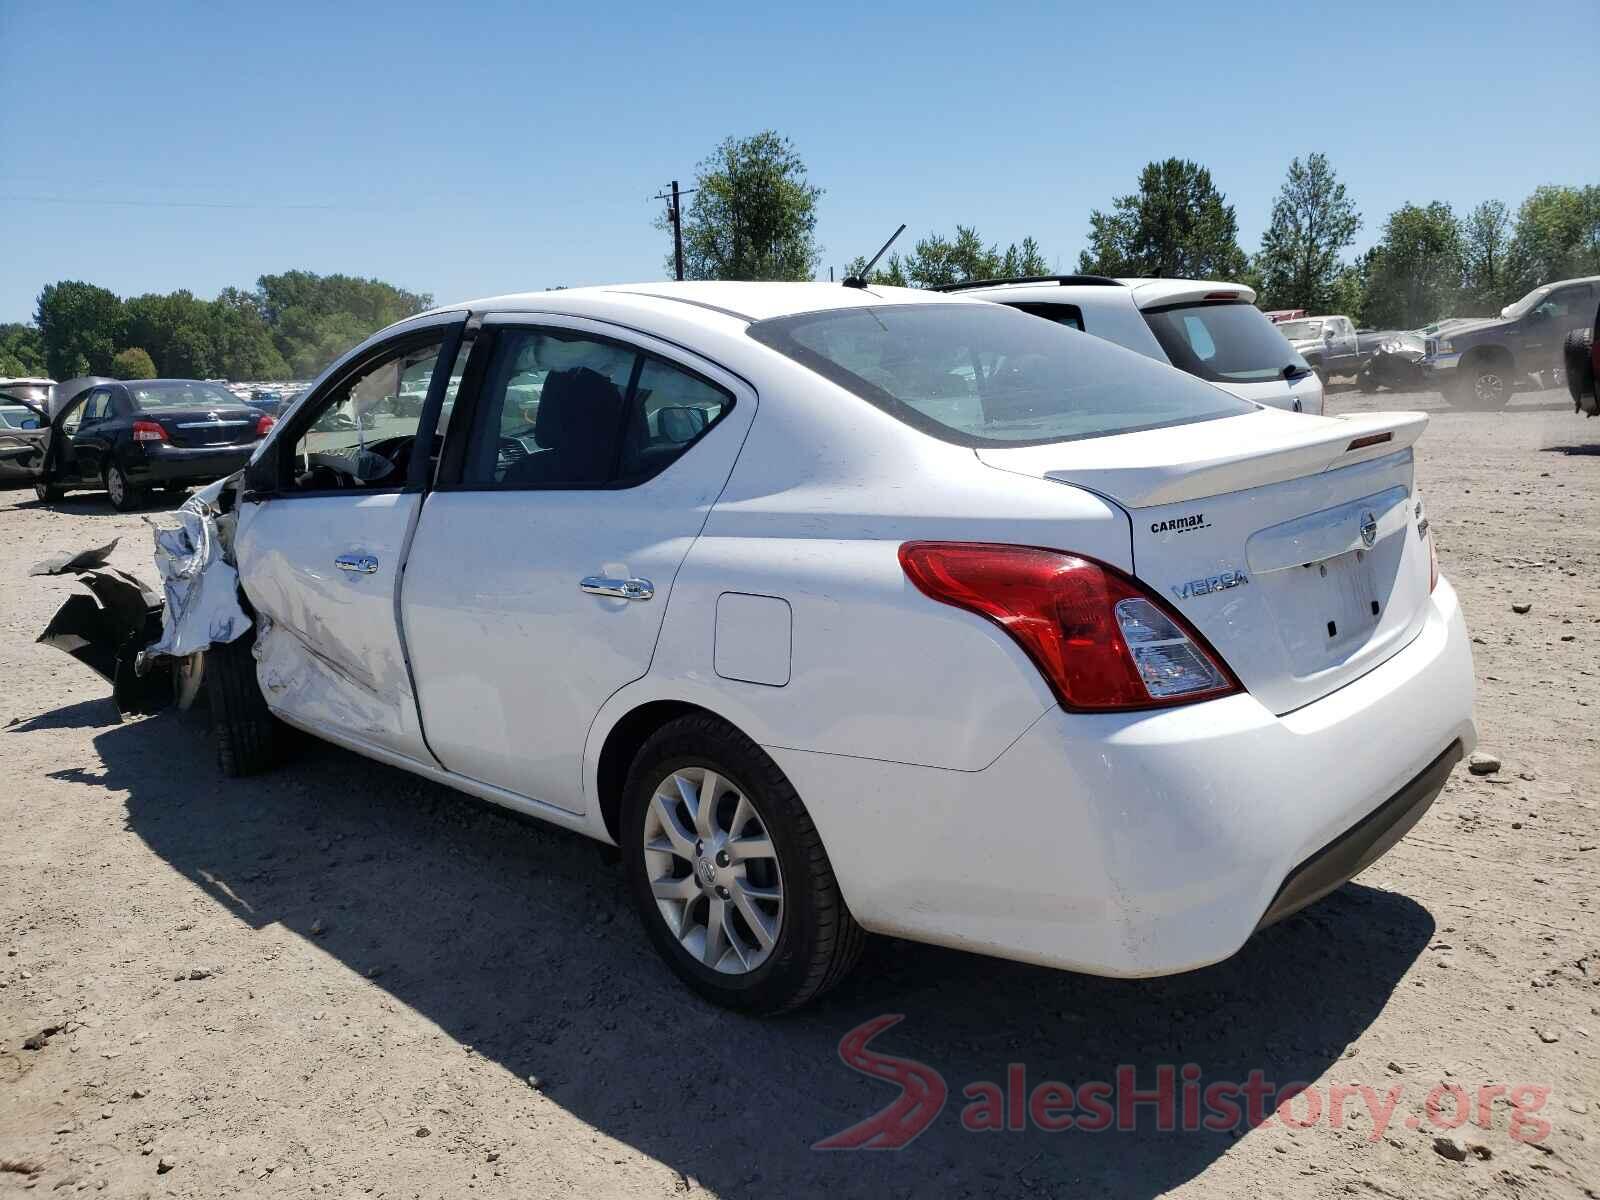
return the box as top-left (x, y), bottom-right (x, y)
top-left (945, 276), bottom-right (1325, 414)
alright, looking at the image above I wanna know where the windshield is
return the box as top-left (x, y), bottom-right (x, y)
top-left (747, 302), bottom-right (1253, 447)
top-left (1143, 302), bottom-right (1311, 383)
top-left (1503, 286), bottom-right (1549, 319)
top-left (128, 381), bottom-right (241, 410)
top-left (1274, 319), bottom-right (1323, 342)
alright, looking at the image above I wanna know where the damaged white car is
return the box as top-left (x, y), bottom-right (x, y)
top-left (43, 282), bottom-right (1477, 1014)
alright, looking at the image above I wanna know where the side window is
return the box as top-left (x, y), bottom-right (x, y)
top-left (285, 337), bottom-right (449, 492)
top-left (60, 390), bottom-right (102, 434)
top-left (80, 391), bottom-right (107, 425)
top-left (465, 327), bottom-right (732, 488)
top-left (619, 358), bottom-right (733, 483)
top-left (1005, 302), bottom-right (1085, 331)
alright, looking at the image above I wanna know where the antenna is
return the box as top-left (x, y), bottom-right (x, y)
top-left (843, 223), bottom-right (906, 289)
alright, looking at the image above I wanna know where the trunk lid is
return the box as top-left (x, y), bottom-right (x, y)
top-left (147, 406), bottom-right (261, 448)
top-left (978, 408), bottom-right (1435, 714)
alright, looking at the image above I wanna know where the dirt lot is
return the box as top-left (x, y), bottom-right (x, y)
top-left (1, 384), bottom-right (1596, 1199)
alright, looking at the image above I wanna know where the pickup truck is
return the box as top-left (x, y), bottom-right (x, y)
top-left (1422, 276), bottom-right (1600, 407)
top-left (1276, 315), bottom-right (1362, 383)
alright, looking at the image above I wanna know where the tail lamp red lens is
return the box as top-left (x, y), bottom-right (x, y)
top-left (255, 413), bottom-right (276, 437)
top-left (898, 542), bottom-right (1240, 711)
top-left (131, 420), bottom-right (167, 443)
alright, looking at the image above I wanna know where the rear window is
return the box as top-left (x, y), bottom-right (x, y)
top-left (1143, 301), bottom-right (1308, 384)
top-left (129, 381), bottom-right (240, 409)
top-left (747, 303), bottom-right (1252, 447)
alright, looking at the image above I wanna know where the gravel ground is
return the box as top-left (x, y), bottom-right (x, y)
top-left (1, 384), bottom-right (1596, 1199)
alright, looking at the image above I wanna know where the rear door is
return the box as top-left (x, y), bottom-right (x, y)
top-left (232, 314), bottom-right (468, 762)
top-left (402, 314), bottom-right (754, 813)
top-left (70, 387), bottom-right (116, 482)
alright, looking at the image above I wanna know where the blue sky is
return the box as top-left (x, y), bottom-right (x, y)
top-left (2, 0), bottom-right (1595, 323)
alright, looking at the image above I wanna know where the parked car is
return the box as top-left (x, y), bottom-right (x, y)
top-left (1356, 330), bottom-right (1428, 393)
top-left (1422, 276), bottom-right (1600, 406)
top-left (1564, 298), bottom-right (1599, 417)
top-left (1263, 309), bottom-right (1307, 324)
top-left (944, 276), bottom-right (1324, 413)
top-left (1, 378), bottom-right (275, 510)
top-left (158, 282), bottom-right (1473, 1014)
top-left (1274, 315), bottom-right (1361, 384)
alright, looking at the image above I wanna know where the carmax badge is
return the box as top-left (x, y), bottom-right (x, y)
top-left (1172, 569), bottom-right (1249, 601)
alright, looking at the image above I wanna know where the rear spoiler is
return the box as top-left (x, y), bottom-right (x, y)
top-left (977, 410), bottom-right (1429, 509)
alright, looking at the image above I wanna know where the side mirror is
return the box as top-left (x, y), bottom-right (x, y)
top-left (657, 406), bottom-right (708, 443)
top-left (242, 447), bottom-right (279, 499)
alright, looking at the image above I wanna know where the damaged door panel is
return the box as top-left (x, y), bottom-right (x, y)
top-left (228, 314), bottom-right (468, 765)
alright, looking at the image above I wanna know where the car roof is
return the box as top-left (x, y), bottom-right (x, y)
top-left (433, 281), bottom-right (962, 325)
top-left (0, 376), bottom-right (55, 386)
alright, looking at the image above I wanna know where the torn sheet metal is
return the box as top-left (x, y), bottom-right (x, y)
top-left (144, 495), bottom-right (251, 660)
top-left (34, 560), bottom-right (171, 714)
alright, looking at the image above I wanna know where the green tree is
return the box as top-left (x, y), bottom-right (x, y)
top-left (885, 226), bottom-right (1050, 287)
top-left (840, 252), bottom-right (910, 287)
top-left (255, 270), bottom-right (430, 376)
top-left (1255, 153), bottom-right (1362, 311)
top-left (1329, 251), bottom-right (1374, 322)
top-left (1460, 199), bottom-right (1512, 313)
top-left (112, 347), bottom-right (158, 379)
top-left (123, 290), bottom-right (218, 377)
top-left (35, 281), bottom-right (125, 378)
top-left (209, 288), bottom-right (289, 379)
top-left (669, 132), bottom-right (822, 281)
top-left (1505, 184), bottom-right (1600, 294)
top-left (0, 323), bottom-right (47, 377)
top-left (1361, 203), bottom-right (1463, 329)
top-left (1077, 159), bottom-right (1247, 280)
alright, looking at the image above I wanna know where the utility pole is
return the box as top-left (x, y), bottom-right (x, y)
top-left (670, 180), bottom-right (684, 282)
top-left (653, 180), bottom-right (697, 281)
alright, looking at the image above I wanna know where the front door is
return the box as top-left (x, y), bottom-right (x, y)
top-left (233, 315), bottom-right (467, 762)
top-left (402, 315), bottom-right (754, 813)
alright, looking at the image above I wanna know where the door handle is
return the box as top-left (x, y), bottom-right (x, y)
top-left (579, 575), bottom-right (654, 601)
top-left (336, 553), bottom-right (379, 574)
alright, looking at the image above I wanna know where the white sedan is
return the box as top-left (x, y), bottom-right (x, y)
top-left (195, 281), bottom-right (1475, 1013)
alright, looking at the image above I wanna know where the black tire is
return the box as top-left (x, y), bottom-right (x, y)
top-left (1564, 327), bottom-right (1595, 405)
top-left (1455, 358), bottom-right (1512, 408)
top-left (1310, 359), bottom-right (1329, 387)
top-left (103, 461), bottom-right (145, 512)
top-left (33, 481), bottom-right (64, 503)
top-left (206, 634), bottom-right (277, 777)
top-left (621, 713), bottom-right (866, 1014)
top-left (1357, 368), bottom-right (1379, 394)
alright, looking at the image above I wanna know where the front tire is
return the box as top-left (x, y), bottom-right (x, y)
top-left (206, 634), bottom-right (278, 777)
top-left (33, 481), bottom-right (64, 503)
top-left (104, 461), bottom-right (145, 511)
top-left (1455, 360), bottom-right (1511, 408)
top-left (621, 713), bottom-right (865, 1014)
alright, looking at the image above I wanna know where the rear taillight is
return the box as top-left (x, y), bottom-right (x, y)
top-left (131, 420), bottom-right (167, 443)
top-left (898, 542), bottom-right (1240, 711)
top-left (255, 414), bottom-right (275, 437)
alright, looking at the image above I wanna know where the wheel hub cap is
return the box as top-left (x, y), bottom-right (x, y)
top-left (641, 766), bottom-right (784, 975)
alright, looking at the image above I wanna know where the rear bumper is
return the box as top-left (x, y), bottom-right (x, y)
top-left (126, 442), bottom-right (257, 485)
top-left (772, 577), bottom-right (1476, 977)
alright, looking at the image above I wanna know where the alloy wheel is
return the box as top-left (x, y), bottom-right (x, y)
top-left (1474, 372), bottom-right (1506, 405)
top-left (106, 466), bottom-right (126, 506)
top-left (641, 765), bottom-right (784, 974)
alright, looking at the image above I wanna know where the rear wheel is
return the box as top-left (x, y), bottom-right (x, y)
top-left (104, 462), bottom-right (145, 511)
top-left (206, 634), bottom-right (278, 777)
top-left (621, 713), bottom-right (865, 1014)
